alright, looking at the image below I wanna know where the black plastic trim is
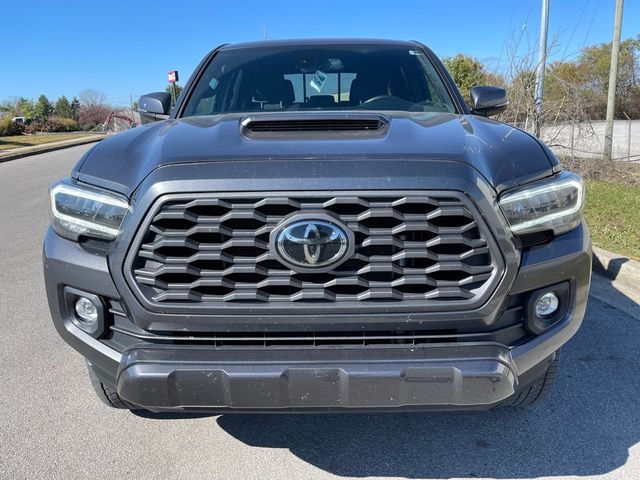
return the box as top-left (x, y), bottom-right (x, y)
top-left (524, 282), bottom-right (571, 335)
top-left (116, 343), bottom-right (516, 410)
top-left (62, 287), bottom-right (107, 338)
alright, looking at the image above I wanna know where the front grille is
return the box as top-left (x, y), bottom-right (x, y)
top-left (110, 325), bottom-right (528, 348)
top-left (127, 191), bottom-right (501, 310)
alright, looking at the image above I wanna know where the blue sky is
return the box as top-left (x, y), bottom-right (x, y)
top-left (2, 0), bottom-right (638, 107)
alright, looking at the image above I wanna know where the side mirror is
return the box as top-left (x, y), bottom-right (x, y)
top-left (470, 86), bottom-right (509, 117)
top-left (138, 92), bottom-right (172, 124)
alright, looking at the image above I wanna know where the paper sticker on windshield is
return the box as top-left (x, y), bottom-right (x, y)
top-left (409, 50), bottom-right (421, 56)
top-left (309, 70), bottom-right (328, 93)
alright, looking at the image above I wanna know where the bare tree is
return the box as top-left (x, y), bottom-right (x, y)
top-left (484, 32), bottom-right (640, 169)
top-left (78, 104), bottom-right (112, 130)
top-left (78, 88), bottom-right (107, 107)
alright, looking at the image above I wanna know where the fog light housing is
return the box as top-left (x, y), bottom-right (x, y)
top-left (535, 292), bottom-right (559, 318)
top-left (75, 297), bottom-right (98, 324)
top-left (63, 287), bottom-right (106, 338)
top-left (525, 282), bottom-right (571, 335)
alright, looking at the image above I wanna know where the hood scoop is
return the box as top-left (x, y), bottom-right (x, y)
top-left (240, 113), bottom-right (389, 138)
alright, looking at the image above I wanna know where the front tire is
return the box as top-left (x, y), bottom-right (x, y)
top-left (87, 364), bottom-right (136, 409)
top-left (503, 350), bottom-right (561, 407)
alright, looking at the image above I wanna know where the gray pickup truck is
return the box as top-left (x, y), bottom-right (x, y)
top-left (44, 39), bottom-right (591, 413)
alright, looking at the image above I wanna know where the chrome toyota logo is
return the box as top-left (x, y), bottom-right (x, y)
top-left (271, 215), bottom-right (354, 272)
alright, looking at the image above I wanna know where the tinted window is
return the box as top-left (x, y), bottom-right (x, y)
top-left (182, 45), bottom-right (457, 116)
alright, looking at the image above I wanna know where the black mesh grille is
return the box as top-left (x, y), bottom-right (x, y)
top-left (244, 118), bottom-right (385, 132)
top-left (129, 192), bottom-right (499, 307)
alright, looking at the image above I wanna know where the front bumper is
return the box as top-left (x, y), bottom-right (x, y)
top-left (44, 220), bottom-right (591, 412)
top-left (117, 344), bottom-right (518, 411)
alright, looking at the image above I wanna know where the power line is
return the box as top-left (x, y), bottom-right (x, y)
top-left (580, 0), bottom-right (602, 50)
top-left (497, 2), bottom-right (518, 69)
top-left (504, 0), bottom-right (534, 80)
top-left (515, 0), bottom-right (535, 61)
top-left (559, 0), bottom-right (604, 62)
top-left (562, 0), bottom-right (591, 58)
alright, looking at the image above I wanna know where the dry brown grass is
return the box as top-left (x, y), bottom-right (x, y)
top-left (559, 156), bottom-right (640, 187)
top-left (0, 133), bottom-right (94, 151)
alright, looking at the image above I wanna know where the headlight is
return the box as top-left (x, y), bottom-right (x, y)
top-left (499, 172), bottom-right (584, 236)
top-left (49, 180), bottom-right (130, 241)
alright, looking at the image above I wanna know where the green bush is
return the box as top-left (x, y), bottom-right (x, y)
top-left (55, 117), bottom-right (79, 131)
top-left (0, 117), bottom-right (25, 136)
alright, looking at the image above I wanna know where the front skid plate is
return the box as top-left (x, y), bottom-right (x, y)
top-left (117, 345), bottom-right (516, 410)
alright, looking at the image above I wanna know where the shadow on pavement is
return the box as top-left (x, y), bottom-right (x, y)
top-left (592, 253), bottom-right (629, 281)
top-left (139, 284), bottom-right (640, 478)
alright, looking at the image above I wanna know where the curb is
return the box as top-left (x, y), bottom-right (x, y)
top-left (0, 136), bottom-right (106, 163)
top-left (592, 246), bottom-right (640, 296)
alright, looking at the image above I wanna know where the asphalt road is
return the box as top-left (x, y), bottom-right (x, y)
top-left (1, 145), bottom-right (639, 480)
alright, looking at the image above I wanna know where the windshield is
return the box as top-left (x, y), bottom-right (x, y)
top-left (181, 44), bottom-right (458, 117)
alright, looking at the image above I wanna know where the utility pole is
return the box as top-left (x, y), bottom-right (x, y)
top-left (534, 0), bottom-right (550, 138)
top-left (603, 0), bottom-right (624, 162)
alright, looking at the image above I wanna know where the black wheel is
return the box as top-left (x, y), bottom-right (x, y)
top-left (87, 363), bottom-right (137, 410)
top-left (503, 350), bottom-right (561, 407)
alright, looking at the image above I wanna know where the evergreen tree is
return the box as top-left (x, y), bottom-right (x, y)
top-left (55, 95), bottom-right (73, 118)
top-left (33, 94), bottom-right (54, 120)
top-left (70, 97), bottom-right (81, 121)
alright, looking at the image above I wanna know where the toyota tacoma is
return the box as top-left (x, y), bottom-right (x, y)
top-left (44, 39), bottom-right (591, 412)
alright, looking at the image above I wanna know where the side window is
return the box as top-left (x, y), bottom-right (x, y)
top-left (416, 54), bottom-right (455, 112)
top-left (428, 83), bottom-right (446, 108)
top-left (190, 78), bottom-right (219, 116)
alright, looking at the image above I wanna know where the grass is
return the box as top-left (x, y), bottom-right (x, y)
top-left (0, 133), bottom-right (97, 151)
top-left (584, 179), bottom-right (640, 261)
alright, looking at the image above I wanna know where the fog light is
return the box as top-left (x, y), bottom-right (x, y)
top-left (535, 292), bottom-right (559, 318)
top-left (75, 297), bottom-right (98, 324)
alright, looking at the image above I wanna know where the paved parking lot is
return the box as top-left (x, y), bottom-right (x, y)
top-left (541, 120), bottom-right (640, 160)
top-left (1, 145), bottom-right (638, 480)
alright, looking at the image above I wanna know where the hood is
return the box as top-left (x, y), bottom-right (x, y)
top-left (74, 112), bottom-right (557, 197)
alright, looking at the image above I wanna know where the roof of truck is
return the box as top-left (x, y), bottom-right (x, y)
top-left (219, 38), bottom-right (422, 50)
